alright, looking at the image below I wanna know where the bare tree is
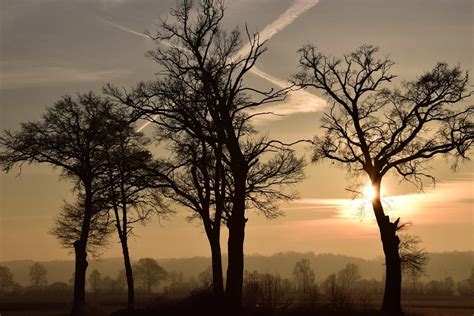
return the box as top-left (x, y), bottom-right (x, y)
top-left (106, 1), bottom-right (305, 312)
top-left (399, 234), bottom-right (428, 283)
top-left (292, 258), bottom-right (318, 307)
top-left (134, 258), bottom-right (168, 295)
top-left (88, 269), bottom-right (102, 296)
top-left (29, 262), bottom-right (48, 290)
top-left (457, 266), bottom-right (474, 295)
top-left (99, 115), bottom-right (168, 309)
top-left (0, 92), bottom-right (137, 315)
top-left (0, 265), bottom-right (15, 294)
top-left (337, 263), bottom-right (361, 308)
top-left (293, 44), bottom-right (473, 315)
top-left (148, 134), bottom-right (228, 296)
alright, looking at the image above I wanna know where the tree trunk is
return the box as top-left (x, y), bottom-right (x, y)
top-left (121, 236), bottom-right (135, 309)
top-left (71, 240), bottom-right (88, 316)
top-left (225, 211), bottom-right (246, 315)
top-left (371, 182), bottom-right (403, 316)
top-left (210, 234), bottom-right (224, 296)
top-left (71, 184), bottom-right (93, 316)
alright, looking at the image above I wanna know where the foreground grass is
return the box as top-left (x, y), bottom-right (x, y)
top-left (0, 294), bottom-right (473, 316)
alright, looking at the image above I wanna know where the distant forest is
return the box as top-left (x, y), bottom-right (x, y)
top-left (2, 251), bottom-right (473, 286)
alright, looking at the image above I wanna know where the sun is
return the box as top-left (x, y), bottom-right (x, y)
top-left (362, 184), bottom-right (377, 201)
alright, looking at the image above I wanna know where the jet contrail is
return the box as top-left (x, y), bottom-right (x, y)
top-left (100, 0), bottom-right (324, 129)
top-left (236, 0), bottom-right (319, 59)
top-left (99, 18), bottom-right (151, 39)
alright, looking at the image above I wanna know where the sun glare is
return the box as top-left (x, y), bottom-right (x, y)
top-left (362, 184), bottom-right (377, 201)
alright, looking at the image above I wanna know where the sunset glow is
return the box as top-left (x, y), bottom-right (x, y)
top-left (0, 1), bottom-right (472, 315)
top-left (362, 184), bottom-right (377, 201)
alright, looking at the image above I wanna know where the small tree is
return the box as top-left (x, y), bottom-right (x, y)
top-left (88, 269), bottom-right (102, 296)
top-left (134, 258), bottom-right (167, 295)
top-left (198, 266), bottom-right (213, 290)
top-left (321, 273), bottom-right (340, 309)
top-left (457, 267), bottom-right (474, 295)
top-left (292, 258), bottom-right (318, 307)
top-left (0, 265), bottom-right (15, 294)
top-left (293, 45), bottom-right (473, 315)
top-left (399, 233), bottom-right (428, 295)
top-left (337, 263), bottom-right (361, 308)
top-left (30, 262), bottom-right (48, 290)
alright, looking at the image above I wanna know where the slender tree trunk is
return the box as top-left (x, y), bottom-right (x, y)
top-left (371, 181), bottom-right (403, 316)
top-left (72, 240), bottom-right (88, 316)
top-left (71, 184), bottom-right (93, 316)
top-left (120, 236), bottom-right (135, 309)
top-left (209, 233), bottom-right (224, 295)
top-left (225, 203), bottom-right (246, 315)
top-left (120, 178), bottom-right (135, 310)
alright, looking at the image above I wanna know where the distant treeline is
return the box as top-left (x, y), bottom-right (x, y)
top-left (1, 257), bottom-right (473, 314)
top-left (0, 251), bottom-right (474, 291)
top-left (1, 251), bottom-right (473, 287)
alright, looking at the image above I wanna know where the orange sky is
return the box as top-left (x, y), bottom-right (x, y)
top-left (0, 0), bottom-right (473, 261)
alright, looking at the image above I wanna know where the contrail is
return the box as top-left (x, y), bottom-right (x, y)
top-left (99, 18), bottom-right (151, 39)
top-left (100, 0), bottom-right (324, 129)
top-left (236, 0), bottom-right (319, 59)
top-left (136, 115), bottom-right (157, 132)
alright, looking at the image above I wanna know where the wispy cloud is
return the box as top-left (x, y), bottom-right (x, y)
top-left (234, 0), bottom-right (326, 123)
top-left (249, 66), bottom-right (326, 124)
top-left (283, 176), bottom-right (474, 225)
top-left (0, 66), bottom-right (129, 90)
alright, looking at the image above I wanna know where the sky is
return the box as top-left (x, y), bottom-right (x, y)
top-left (0, 0), bottom-right (473, 262)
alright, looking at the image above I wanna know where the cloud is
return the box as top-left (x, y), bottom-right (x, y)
top-left (249, 66), bottom-right (326, 124)
top-left (283, 176), bottom-right (474, 225)
top-left (0, 66), bottom-right (129, 90)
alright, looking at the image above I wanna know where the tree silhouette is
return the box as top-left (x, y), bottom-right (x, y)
top-left (0, 265), bottom-right (15, 294)
top-left (293, 44), bottom-right (473, 315)
top-left (0, 92), bottom-right (137, 315)
top-left (29, 262), bottom-right (48, 290)
top-left (106, 1), bottom-right (305, 311)
top-left (292, 258), bottom-right (317, 306)
top-left (88, 269), bottom-right (102, 296)
top-left (98, 112), bottom-right (167, 309)
top-left (337, 263), bottom-right (361, 308)
top-left (134, 258), bottom-right (167, 295)
top-left (399, 234), bottom-right (428, 280)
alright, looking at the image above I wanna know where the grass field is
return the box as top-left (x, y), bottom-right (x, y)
top-left (0, 295), bottom-right (473, 316)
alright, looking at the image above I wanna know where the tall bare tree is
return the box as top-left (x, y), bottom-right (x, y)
top-left (106, 0), bottom-right (305, 312)
top-left (293, 44), bottom-right (473, 315)
top-left (99, 121), bottom-right (167, 309)
top-left (0, 92), bottom-right (136, 315)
